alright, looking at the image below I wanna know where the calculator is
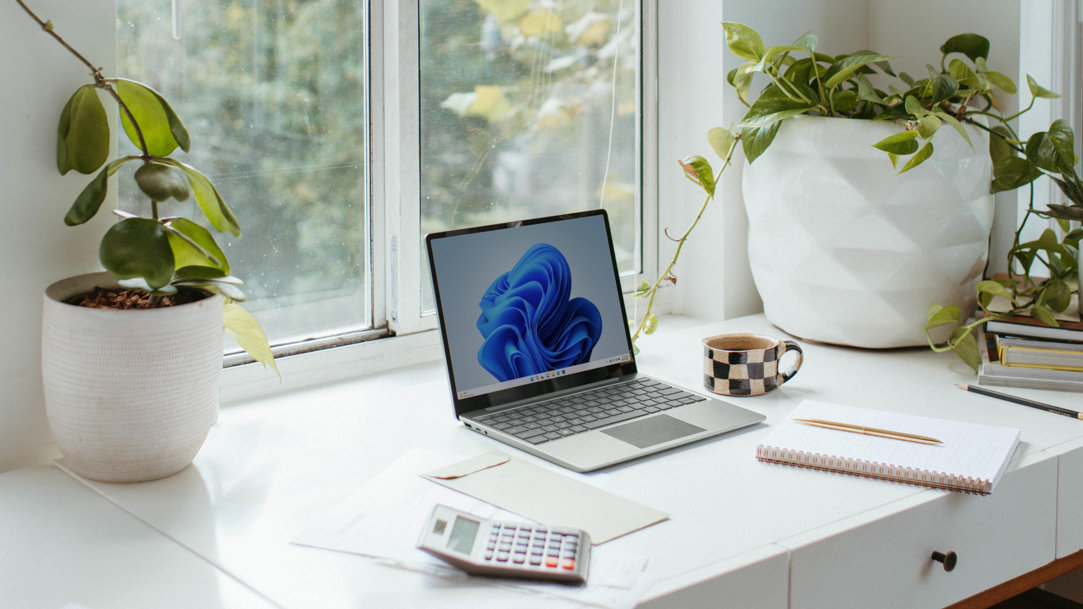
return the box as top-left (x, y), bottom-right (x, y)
top-left (417, 504), bottom-right (591, 584)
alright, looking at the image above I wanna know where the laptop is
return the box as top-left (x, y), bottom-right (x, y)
top-left (425, 209), bottom-right (765, 472)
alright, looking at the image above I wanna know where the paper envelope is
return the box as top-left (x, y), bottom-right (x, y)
top-left (422, 451), bottom-right (668, 544)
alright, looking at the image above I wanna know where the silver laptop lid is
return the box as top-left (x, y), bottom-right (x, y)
top-left (425, 210), bottom-right (636, 419)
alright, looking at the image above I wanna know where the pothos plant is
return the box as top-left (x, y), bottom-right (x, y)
top-left (923, 123), bottom-right (1083, 372)
top-left (20, 1), bottom-right (276, 372)
top-left (629, 22), bottom-right (1076, 356)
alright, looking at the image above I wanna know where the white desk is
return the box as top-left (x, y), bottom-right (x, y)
top-left (7, 314), bottom-right (1083, 608)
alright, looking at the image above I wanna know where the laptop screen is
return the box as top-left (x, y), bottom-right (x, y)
top-left (426, 210), bottom-right (636, 417)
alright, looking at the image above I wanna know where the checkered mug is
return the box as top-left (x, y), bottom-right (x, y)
top-left (702, 333), bottom-right (803, 397)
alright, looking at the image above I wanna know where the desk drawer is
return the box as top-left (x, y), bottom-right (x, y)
top-left (788, 458), bottom-right (1056, 609)
top-left (1058, 443), bottom-right (1083, 558)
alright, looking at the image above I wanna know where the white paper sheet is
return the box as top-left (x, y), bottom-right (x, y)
top-left (292, 449), bottom-right (654, 609)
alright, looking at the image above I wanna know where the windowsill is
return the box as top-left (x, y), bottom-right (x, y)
top-left (218, 312), bottom-right (716, 406)
top-left (220, 329), bottom-right (445, 405)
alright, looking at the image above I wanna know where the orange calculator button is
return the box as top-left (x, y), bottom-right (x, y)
top-left (562, 559), bottom-right (575, 570)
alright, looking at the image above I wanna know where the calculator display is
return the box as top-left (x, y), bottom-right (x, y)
top-left (447, 516), bottom-right (480, 554)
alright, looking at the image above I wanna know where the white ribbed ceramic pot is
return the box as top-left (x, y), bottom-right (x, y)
top-left (742, 115), bottom-right (994, 348)
top-left (42, 272), bottom-right (223, 482)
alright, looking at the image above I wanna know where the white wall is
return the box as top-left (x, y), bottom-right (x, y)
top-left (0, 0), bottom-right (116, 472)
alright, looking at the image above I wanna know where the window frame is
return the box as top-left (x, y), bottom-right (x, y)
top-left (221, 0), bottom-right (659, 400)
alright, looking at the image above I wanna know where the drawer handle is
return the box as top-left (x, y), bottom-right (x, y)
top-left (931, 551), bottom-right (957, 572)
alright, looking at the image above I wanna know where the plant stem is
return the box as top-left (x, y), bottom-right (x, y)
top-left (630, 138), bottom-right (740, 342)
top-left (17, 0), bottom-right (152, 157)
top-left (15, 0), bottom-right (100, 79)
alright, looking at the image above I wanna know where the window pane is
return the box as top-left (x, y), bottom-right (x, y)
top-left (116, 0), bottom-right (370, 348)
top-left (420, 1), bottom-right (640, 310)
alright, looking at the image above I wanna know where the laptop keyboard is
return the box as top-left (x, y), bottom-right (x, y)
top-left (473, 378), bottom-right (706, 445)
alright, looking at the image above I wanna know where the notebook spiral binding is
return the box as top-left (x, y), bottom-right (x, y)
top-left (755, 445), bottom-right (991, 495)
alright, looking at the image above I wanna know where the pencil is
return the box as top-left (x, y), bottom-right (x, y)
top-left (792, 418), bottom-right (942, 445)
top-left (955, 383), bottom-right (1083, 420)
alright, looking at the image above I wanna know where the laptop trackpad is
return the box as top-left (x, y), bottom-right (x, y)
top-left (601, 415), bottom-right (706, 449)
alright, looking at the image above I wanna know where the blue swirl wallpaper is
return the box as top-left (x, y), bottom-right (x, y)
top-left (476, 243), bottom-right (603, 382)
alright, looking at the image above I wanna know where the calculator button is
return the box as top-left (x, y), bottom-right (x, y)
top-left (484, 551), bottom-right (494, 560)
top-left (545, 557), bottom-right (559, 568)
top-left (529, 555), bottom-right (542, 566)
top-left (513, 553), bottom-right (526, 564)
top-left (562, 559), bottom-right (576, 570)
top-left (497, 551), bottom-right (510, 562)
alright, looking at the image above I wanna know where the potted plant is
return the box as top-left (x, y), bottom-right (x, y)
top-left (631, 23), bottom-right (1073, 351)
top-left (20, 1), bottom-right (276, 482)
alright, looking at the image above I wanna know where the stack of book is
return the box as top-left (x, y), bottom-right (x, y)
top-left (978, 294), bottom-right (1083, 392)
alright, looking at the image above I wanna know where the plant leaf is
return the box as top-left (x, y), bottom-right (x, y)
top-left (1030, 304), bottom-right (1059, 327)
top-left (728, 61), bottom-right (757, 105)
top-left (678, 155), bottom-right (715, 197)
top-left (99, 218), bottom-right (175, 289)
top-left (873, 129), bottom-right (919, 155)
top-left (833, 89), bottom-right (859, 113)
top-left (741, 121), bottom-right (782, 164)
top-left (164, 217), bottom-right (230, 273)
top-left (855, 74), bottom-right (885, 104)
top-left (114, 79), bottom-right (190, 156)
top-left (1043, 278), bottom-right (1072, 312)
top-left (792, 32), bottom-right (817, 52)
top-left (181, 277), bottom-right (247, 301)
top-left (927, 69), bottom-right (959, 104)
top-left (987, 126), bottom-right (1016, 166)
top-left (976, 279), bottom-right (1016, 309)
top-left (950, 326), bottom-right (981, 373)
top-left (940, 33), bottom-right (990, 62)
top-left (707, 127), bottom-right (736, 160)
top-left (903, 95), bottom-right (927, 117)
top-left (1048, 119), bottom-right (1076, 172)
top-left (159, 159), bottom-right (241, 236)
top-left (947, 58), bottom-right (977, 86)
top-left (1026, 74), bottom-right (1060, 100)
top-left (1045, 203), bottom-right (1083, 221)
top-left (924, 303), bottom-right (962, 330)
top-left (984, 71), bottom-right (1017, 94)
top-left (917, 114), bottom-right (942, 139)
top-left (992, 156), bottom-right (1042, 192)
top-left (135, 161), bottom-right (191, 202)
top-left (933, 111), bottom-right (972, 148)
top-left (823, 53), bottom-right (894, 90)
top-left (223, 303), bottom-right (278, 375)
top-left (57, 85), bottom-right (109, 175)
top-left (900, 141), bottom-right (933, 172)
top-left (723, 22), bottom-right (765, 61)
top-left (64, 156), bottom-right (136, 226)
top-left (643, 313), bottom-right (658, 335)
top-left (1026, 131), bottom-right (1061, 173)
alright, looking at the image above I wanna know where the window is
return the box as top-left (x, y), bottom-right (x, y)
top-left (418, 0), bottom-right (642, 311)
top-left (116, 0), bottom-right (647, 372)
top-left (117, 0), bottom-right (372, 356)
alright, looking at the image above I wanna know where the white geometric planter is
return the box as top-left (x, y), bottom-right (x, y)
top-left (742, 116), bottom-right (994, 348)
top-left (42, 272), bottom-right (223, 482)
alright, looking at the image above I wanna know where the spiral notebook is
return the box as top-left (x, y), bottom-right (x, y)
top-left (756, 400), bottom-right (1021, 495)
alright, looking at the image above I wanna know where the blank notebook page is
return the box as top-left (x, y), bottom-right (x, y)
top-left (757, 400), bottom-right (1021, 493)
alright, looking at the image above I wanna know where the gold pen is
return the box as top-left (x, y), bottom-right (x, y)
top-left (793, 418), bottom-right (942, 445)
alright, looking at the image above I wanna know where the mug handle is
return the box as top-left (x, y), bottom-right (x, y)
top-left (779, 340), bottom-right (803, 384)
